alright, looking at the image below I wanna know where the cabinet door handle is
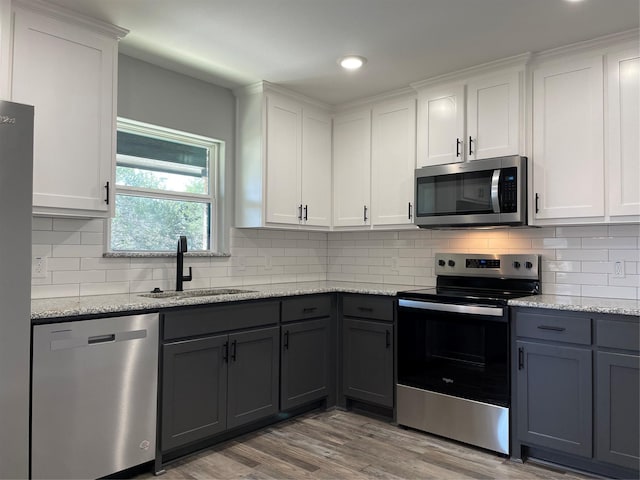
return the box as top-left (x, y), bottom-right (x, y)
top-left (104, 181), bottom-right (110, 205)
top-left (385, 330), bottom-right (391, 348)
top-left (468, 136), bottom-right (473, 156)
top-left (231, 340), bottom-right (237, 361)
top-left (298, 204), bottom-right (303, 220)
top-left (456, 138), bottom-right (461, 157)
top-left (303, 205), bottom-right (308, 221)
top-left (223, 341), bottom-right (229, 363)
top-left (363, 205), bottom-right (368, 222)
top-left (535, 193), bottom-right (540, 214)
top-left (284, 331), bottom-right (289, 350)
top-left (408, 202), bottom-right (412, 220)
top-left (518, 347), bottom-right (524, 370)
top-left (537, 325), bottom-right (566, 332)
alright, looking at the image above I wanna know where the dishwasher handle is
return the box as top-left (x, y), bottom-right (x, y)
top-left (51, 329), bottom-right (147, 351)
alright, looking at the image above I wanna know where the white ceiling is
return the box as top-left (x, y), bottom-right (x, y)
top-left (49, 0), bottom-right (639, 105)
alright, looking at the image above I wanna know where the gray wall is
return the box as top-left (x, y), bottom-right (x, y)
top-left (117, 54), bottom-right (236, 251)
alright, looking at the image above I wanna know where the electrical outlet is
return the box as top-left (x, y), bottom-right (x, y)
top-left (32, 256), bottom-right (47, 278)
top-left (614, 261), bottom-right (625, 278)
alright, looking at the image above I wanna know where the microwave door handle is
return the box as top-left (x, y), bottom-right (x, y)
top-left (491, 169), bottom-right (501, 213)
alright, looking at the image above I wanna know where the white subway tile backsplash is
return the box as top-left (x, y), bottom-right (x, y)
top-left (32, 217), bottom-right (53, 230)
top-left (33, 231), bottom-right (81, 245)
top-left (582, 237), bottom-right (638, 249)
top-left (30, 221), bottom-right (640, 300)
top-left (581, 285), bottom-right (637, 300)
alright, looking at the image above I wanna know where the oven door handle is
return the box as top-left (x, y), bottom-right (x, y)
top-left (398, 299), bottom-right (504, 317)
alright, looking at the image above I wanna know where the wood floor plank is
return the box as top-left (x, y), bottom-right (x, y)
top-left (141, 410), bottom-right (595, 480)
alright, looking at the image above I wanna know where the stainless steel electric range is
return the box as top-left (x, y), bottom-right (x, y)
top-left (396, 252), bottom-right (541, 455)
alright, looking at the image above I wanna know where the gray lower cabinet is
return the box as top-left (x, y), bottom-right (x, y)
top-left (161, 301), bottom-right (280, 452)
top-left (595, 317), bottom-right (640, 471)
top-left (516, 340), bottom-right (592, 457)
top-left (280, 295), bottom-right (332, 410)
top-left (343, 316), bottom-right (394, 408)
top-left (513, 308), bottom-right (640, 478)
top-left (162, 335), bottom-right (228, 450)
top-left (281, 318), bottom-right (330, 409)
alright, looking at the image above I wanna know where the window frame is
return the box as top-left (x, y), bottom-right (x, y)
top-left (107, 117), bottom-right (223, 254)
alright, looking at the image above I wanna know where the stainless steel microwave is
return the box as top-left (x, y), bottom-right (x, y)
top-left (414, 155), bottom-right (527, 228)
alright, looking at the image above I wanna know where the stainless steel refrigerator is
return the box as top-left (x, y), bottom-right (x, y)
top-left (0, 100), bottom-right (33, 478)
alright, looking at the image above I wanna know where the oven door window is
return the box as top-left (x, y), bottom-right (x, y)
top-left (417, 170), bottom-right (495, 217)
top-left (397, 306), bottom-right (509, 407)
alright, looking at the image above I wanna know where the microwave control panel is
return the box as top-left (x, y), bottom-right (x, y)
top-left (500, 167), bottom-right (518, 213)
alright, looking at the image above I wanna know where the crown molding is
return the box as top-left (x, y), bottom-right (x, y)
top-left (13, 0), bottom-right (128, 39)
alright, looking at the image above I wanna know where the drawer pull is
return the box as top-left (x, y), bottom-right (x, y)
top-left (537, 325), bottom-right (566, 332)
top-left (358, 306), bottom-right (374, 313)
top-left (303, 307), bottom-right (317, 313)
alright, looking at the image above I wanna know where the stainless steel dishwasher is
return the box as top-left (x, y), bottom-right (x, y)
top-left (31, 313), bottom-right (159, 479)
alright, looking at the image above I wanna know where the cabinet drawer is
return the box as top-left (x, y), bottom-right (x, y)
top-left (163, 301), bottom-right (280, 341)
top-left (516, 311), bottom-right (591, 345)
top-left (281, 295), bottom-right (332, 322)
top-left (596, 318), bottom-right (640, 352)
top-left (342, 294), bottom-right (394, 322)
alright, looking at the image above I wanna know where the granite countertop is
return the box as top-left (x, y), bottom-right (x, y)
top-left (508, 294), bottom-right (640, 317)
top-left (31, 281), bottom-right (415, 320)
top-left (32, 281), bottom-right (640, 320)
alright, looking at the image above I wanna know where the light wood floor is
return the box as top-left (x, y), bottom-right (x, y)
top-left (144, 410), bottom-right (593, 480)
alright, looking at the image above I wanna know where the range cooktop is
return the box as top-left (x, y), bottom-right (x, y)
top-left (398, 253), bottom-right (541, 306)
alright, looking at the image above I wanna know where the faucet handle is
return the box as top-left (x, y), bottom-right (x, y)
top-left (183, 266), bottom-right (193, 282)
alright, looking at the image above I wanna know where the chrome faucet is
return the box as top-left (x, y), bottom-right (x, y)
top-left (176, 236), bottom-right (192, 292)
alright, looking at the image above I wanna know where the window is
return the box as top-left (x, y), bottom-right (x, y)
top-left (109, 118), bottom-right (222, 253)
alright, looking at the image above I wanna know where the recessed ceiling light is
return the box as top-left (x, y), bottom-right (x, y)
top-left (338, 55), bottom-right (367, 71)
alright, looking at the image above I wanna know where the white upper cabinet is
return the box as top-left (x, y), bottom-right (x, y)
top-left (416, 84), bottom-right (464, 166)
top-left (607, 46), bottom-right (640, 219)
top-left (532, 55), bottom-right (605, 221)
top-left (332, 109), bottom-right (371, 228)
top-left (371, 98), bottom-right (417, 226)
top-left (265, 93), bottom-right (303, 225)
top-left (301, 106), bottom-right (332, 227)
top-left (10, 0), bottom-right (126, 217)
top-left (416, 67), bottom-right (522, 167)
top-left (466, 71), bottom-right (520, 161)
top-left (235, 83), bottom-right (331, 229)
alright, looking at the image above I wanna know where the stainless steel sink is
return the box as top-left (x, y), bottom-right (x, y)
top-left (139, 288), bottom-right (255, 299)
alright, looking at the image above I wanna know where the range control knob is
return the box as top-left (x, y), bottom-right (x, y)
top-left (438, 259), bottom-right (446, 267)
top-left (525, 261), bottom-right (533, 269)
top-left (448, 260), bottom-right (456, 267)
top-left (513, 261), bottom-right (521, 269)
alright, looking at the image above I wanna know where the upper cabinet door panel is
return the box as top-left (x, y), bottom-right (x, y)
top-left (417, 84), bottom-right (464, 167)
top-left (11, 6), bottom-right (118, 216)
top-left (301, 107), bottom-right (332, 227)
top-left (265, 93), bottom-right (302, 225)
top-left (532, 56), bottom-right (604, 220)
top-left (467, 71), bottom-right (519, 160)
top-left (607, 48), bottom-right (640, 218)
top-left (371, 98), bottom-right (416, 226)
top-left (333, 109), bottom-right (371, 227)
